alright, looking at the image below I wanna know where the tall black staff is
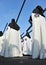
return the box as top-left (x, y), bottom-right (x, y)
top-left (3, 23), bottom-right (8, 34)
top-left (16, 0), bottom-right (26, 23)
top-left (26, 16), bottom-right (32, 32)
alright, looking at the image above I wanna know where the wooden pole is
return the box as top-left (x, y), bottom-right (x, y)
top-left (16, 0), bottom-right (26, 23)
top-left (3, 23), bottom-right (8, 34)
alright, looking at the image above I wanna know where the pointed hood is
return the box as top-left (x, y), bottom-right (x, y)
top-left (32, 5), bottom-right (45, 17)
top-left (26, 32), bottom-right (31, 38)
top-left (8, 19), bottom-right (20, 31)
top-left (0, 31), bottom-right (3, 36)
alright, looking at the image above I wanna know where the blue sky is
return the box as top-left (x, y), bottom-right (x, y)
top-left (0, 0), bottom-right (46, 36)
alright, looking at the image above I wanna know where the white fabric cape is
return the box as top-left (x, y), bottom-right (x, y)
top-left (0, 26), bottom-right (22, 57)
top-left (22, 36), bottom-right (32, 55)
top-left (0, 36), bottom-right (5, 56)
top-left (32, 13), bottom-right (46, 59)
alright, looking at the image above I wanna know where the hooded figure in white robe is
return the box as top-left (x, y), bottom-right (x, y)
top-left (22, 32), bottom-right (32, 56)
top-left (32, 5), bottom-right (46, 59)
top-left (0, 19), bottom-right (22, 57)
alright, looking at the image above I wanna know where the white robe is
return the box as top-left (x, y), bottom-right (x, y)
top-left (32, 13), bottom-right (42, 59)
top-left (0, 26), bottom-right (22, 57)
top-left (23, 36), bottom-right (32, 55)
top-left (0, 27), bottom-right (11, 57)
top-left (0, 36), bottom-right (5, 56)
top-left (32, 13), bottom-right (46, 59)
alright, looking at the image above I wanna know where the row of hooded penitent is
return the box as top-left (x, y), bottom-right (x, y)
top-left (0, 5), bottom-right (46, 59)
